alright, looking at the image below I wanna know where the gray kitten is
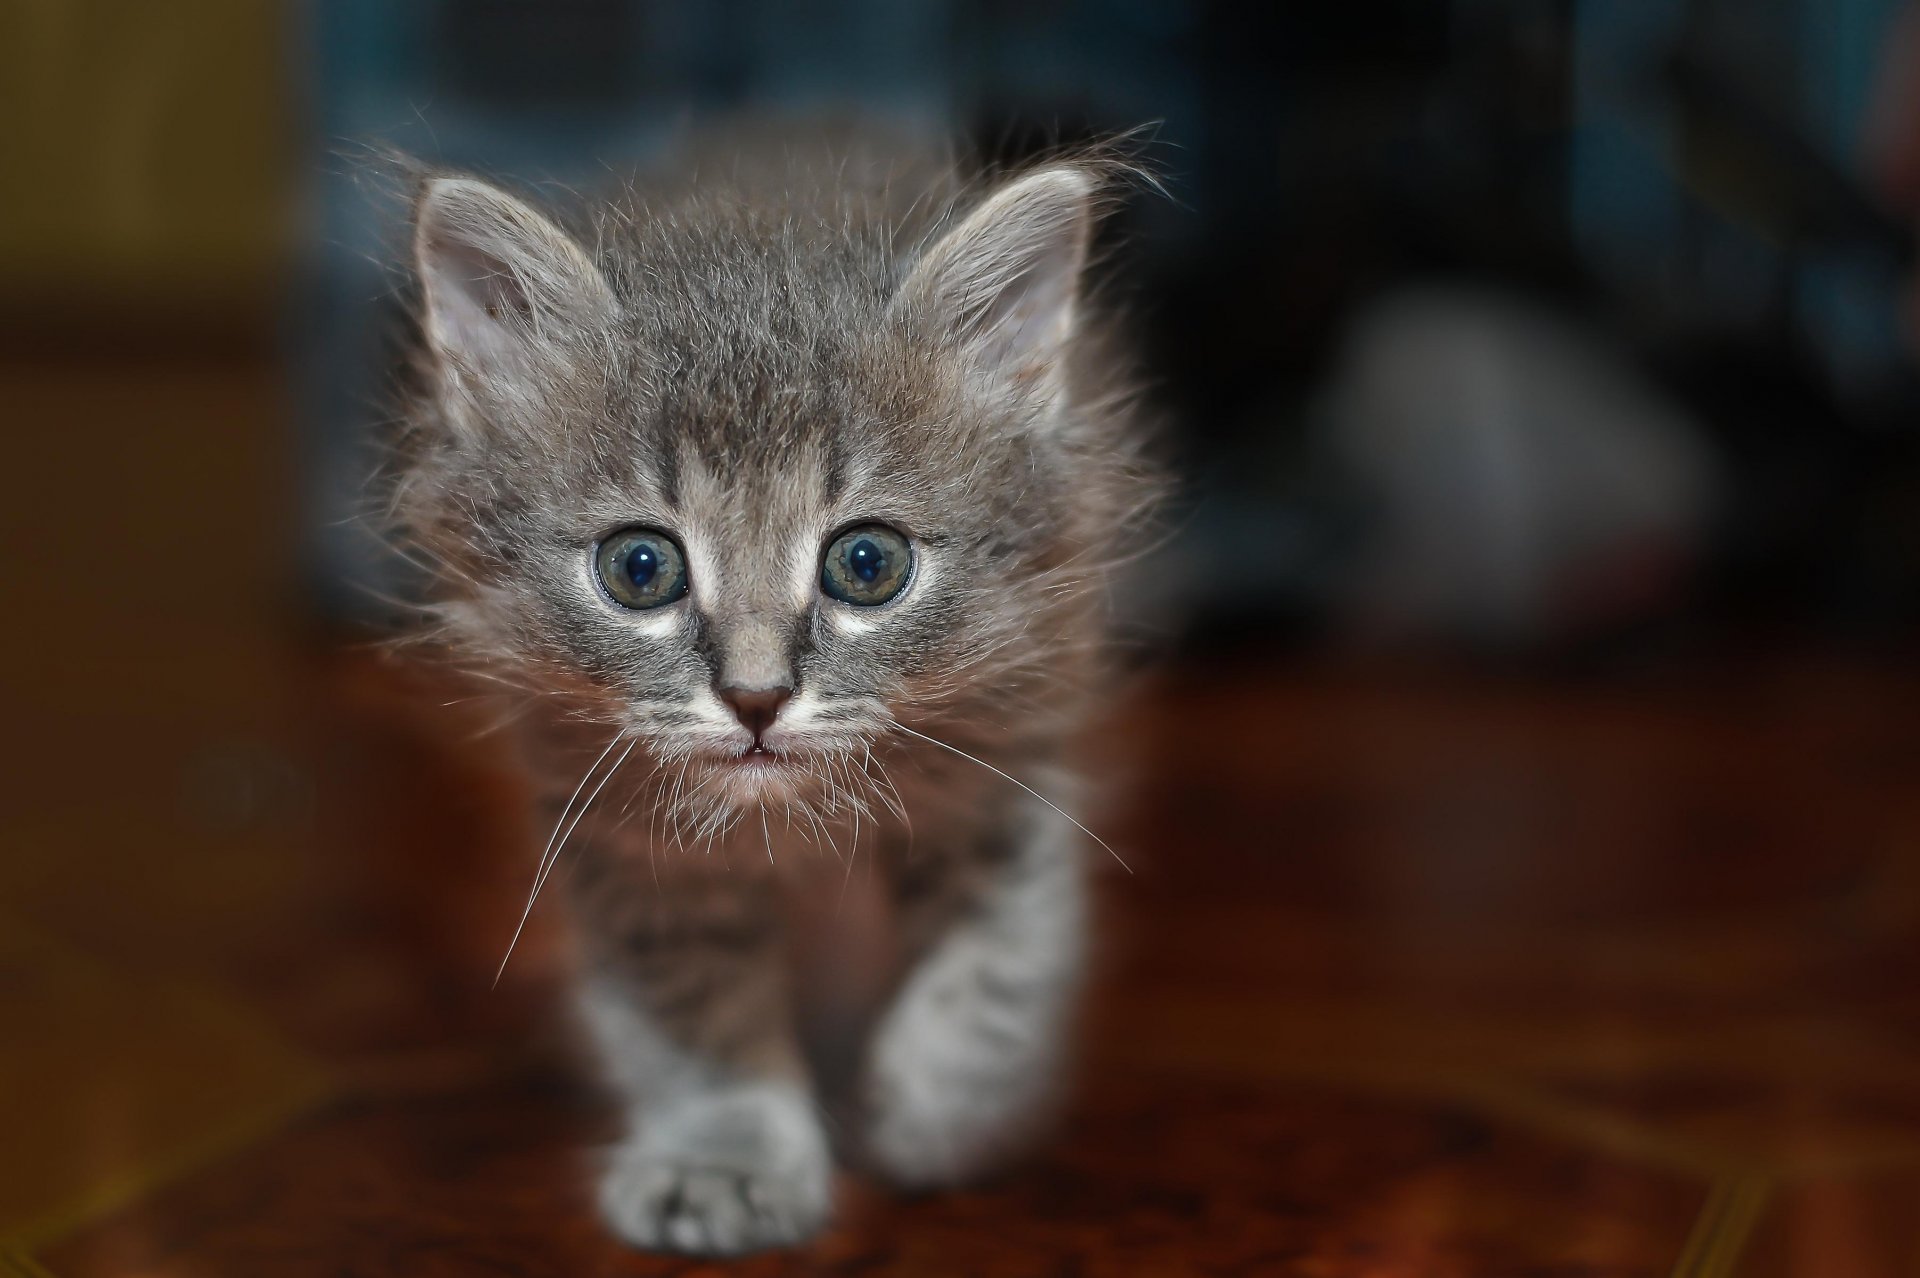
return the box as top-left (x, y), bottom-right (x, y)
top-left (388, 130), bottom-right (1155, 1255)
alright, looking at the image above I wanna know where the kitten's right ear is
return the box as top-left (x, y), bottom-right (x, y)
top-left (894, 165), bottom-right (1096, 401)
top-left (412, 176), bottom-right (615, 378)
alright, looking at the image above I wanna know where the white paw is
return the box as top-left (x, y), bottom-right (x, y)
top-left (598, 1088), bottom-right (831, 1255)
top-left (598, 1155), bottom-right (830, 1254)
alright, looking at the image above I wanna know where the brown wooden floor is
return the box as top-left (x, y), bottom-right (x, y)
top-left (7, 358), bottom-right (1920, 1275)
top-left (9, 650), bottom-right (1920, 1276)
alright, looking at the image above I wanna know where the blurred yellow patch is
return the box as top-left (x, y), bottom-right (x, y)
top-left (0, 913), bottom-right (327, 1254)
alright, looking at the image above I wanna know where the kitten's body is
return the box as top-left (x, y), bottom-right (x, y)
top-left (390, 129), bottom-right (1153, 1254)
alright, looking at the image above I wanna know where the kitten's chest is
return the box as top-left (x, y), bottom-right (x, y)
top-left (782, 854), bottom-right (897, 1091)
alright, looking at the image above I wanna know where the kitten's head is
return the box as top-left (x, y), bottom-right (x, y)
top-left (392, 155), bottom-right (1152, 831)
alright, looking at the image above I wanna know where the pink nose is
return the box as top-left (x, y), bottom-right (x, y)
top-left (718, 685), bottom-right (791, 740)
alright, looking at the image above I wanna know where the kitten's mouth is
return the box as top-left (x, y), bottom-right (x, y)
top-left (707, 742), bottom-right (801, 778)
top-left (701, 744), bottom-right (808, 804)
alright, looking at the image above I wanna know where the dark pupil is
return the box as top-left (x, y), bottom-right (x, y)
top-left (849, 538), bottom-right (885, 584)
top-left (625, 543), bottom-right (659, 588)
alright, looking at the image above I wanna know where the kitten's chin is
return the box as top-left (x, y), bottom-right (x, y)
top-left (699, 749), bottom-right (812, 807)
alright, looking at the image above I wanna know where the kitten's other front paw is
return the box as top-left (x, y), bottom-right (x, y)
top-left (597, 1087), bottom-right (832, 1255)
top-left (860, 988), bottom-right (1062, 1190)
top-left (862, 1065), bottom-right (1053, 1191)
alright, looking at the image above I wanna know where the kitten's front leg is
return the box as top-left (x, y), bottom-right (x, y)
top-left (574, 871), bottom-right (830, 1255)
top-left (862, 802), bottom-right (1088, 1187)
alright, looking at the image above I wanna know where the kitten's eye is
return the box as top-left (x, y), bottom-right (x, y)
top-left (821, 524), bottom-right (913, 607)
top-left (595, 528), bottom-right (689, 610)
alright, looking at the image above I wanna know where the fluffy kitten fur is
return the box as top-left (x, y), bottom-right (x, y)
top-left (388, 129), bottom-right (1154, 1254)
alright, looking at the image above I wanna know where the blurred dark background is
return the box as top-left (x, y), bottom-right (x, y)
top-left (13, 0), bottom-right (1919, 657)
top-left (290, 0), bottom-right (1920, 660)
top-left (10, 2), bottom-right (1920, 1272)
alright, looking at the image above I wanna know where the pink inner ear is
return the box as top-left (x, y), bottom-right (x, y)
top-left (420, 241), bottom-right (548, 373)
top-left (427, 237), bottom-right (531, 330)
top-left (902, 168), bottom-right (1094, 387)
top-left (470, 270), bottom-right (530, 323)
top-left (976, 258), bottom-right (1077, 377)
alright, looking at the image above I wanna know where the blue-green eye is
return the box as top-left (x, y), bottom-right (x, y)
top-left (595, 528), bottom-right (688, 609)
top-left (821, 524), bottom-right (913, 607)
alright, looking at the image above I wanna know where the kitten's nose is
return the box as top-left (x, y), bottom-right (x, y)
top-left (718, 685), bottom-right (792, 741)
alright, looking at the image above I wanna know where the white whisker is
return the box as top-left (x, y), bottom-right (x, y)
top-left (493, 732), bottom-right (636, 987)
top-left (500, 727), bottom-right (623, 958)
top-left (890, 723), bottom-right (1130, 874)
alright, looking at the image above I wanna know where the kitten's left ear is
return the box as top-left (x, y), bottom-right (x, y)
top-left (895, 165), bottom-right (1095, 396)
top-left (413, 176), bottom-right (616, 379)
